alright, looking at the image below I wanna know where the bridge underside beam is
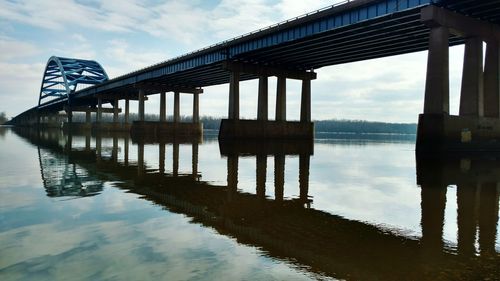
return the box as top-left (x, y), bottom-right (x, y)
top-left (134, 82), bottom-right (203, 95)
top-left (421, 6), bottom-right (500, 42)
top-left (64, 106), bottom-right (120, 114)
top-left (222, 61), bottom-right (316, 80)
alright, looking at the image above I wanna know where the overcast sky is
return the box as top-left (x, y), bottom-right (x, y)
top-left (0, 0), bottom-right (466, 123)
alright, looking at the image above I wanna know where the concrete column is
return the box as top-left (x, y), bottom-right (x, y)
top-left (174, 92), bottom-right (180, 123)
top-left (257, 76), bottom-right (268, 121)
top-left (160, 92), bottom-right (166, 122)
top-left (138, 90), bottom-right (145, 121)
top-left (85, 111), bottom-right (91, 124)
top-left (66, 133), bottom-right (72, 152)
top-left (460, 38), bottom-right (484, 117)
top-left (173, 142), bottom-right (179, 176)
top-left (228, 72), bottom-right (240, 120)
top-left (67, 109), bottom-right (73, 124)
top-left (113, 98), bottom-right (119, 123)
top-left (274, 154), bottom-right (285, 201)
top-left (85, 134), bottom-right (91, 151)
top-left (256, 154), bottom-right (267, 199)
top-left (193, 93), bottom-right (199, 123)
top-left (484, 40), bottom-right (500, 118)
top-left (300, 79), bottom-right (311, 122)
top-left (125, 99), bottom-right (130, 123)
top-left (97, 97), bottom-right (103, 123)
top-left (192, 142), bottom-right (198, 178)
top-left (276, 76), bottom-right (286, 121)
top-left (423, 26), bottom-right (449, 114)
top-left (159, 143), bottom-right (165, 175)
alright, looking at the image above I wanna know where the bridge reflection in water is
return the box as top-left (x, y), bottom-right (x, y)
top-left (14, 128), bottom-right (500, 280)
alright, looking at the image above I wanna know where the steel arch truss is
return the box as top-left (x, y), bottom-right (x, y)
top-left (38, 56), bottom-right (108, 105)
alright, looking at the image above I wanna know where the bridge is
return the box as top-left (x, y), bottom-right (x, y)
top-left (7, 0), bottom-right (500, 150)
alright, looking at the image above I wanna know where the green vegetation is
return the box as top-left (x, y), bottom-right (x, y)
top-left (314, 119), bottom-right (416, 134)
top-left (70, 113), bottom-right (416, 134)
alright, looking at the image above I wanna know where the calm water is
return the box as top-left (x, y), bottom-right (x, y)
top-left (0, 127), bottom-right (499, 280)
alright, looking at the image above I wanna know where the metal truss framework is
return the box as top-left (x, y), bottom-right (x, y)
top-left (38, 56), bottom-right (108, 105)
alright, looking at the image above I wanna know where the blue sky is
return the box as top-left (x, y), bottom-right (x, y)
top-left (0, 0), bottom-right (466, 122)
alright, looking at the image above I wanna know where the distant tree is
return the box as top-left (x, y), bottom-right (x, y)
top-left (0, 112), bottom-right (7, 125)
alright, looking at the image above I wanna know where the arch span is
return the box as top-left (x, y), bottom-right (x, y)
top-left (38, 56), bottom-right (108, 105)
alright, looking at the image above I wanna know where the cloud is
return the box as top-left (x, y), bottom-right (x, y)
top-left (103, 39), bottom-right (169, 77)
top-left (0, 62), bottom-right (44, 116)
top-left (0, 36), bottom-right (40, 61)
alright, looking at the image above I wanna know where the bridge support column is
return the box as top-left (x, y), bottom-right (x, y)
top-left (125, 99), bottom-right (130, 123)
top-left (160, 92), bottom-right (166, 122)
top-left (86, 111), bottom-right (91, 124)
top-left (113, 98), bottom-right (119, 123)
top-left (193, 92), bottom-right (199, 123)
top-left (459, 38), bottom-right (484, 117)
top-left (97, 97), bottom-right (103, 123)
top-left (139, 89), bottom-right (145, 122)
top-left (276, 76), bottom-right (286, 121)
top-left (67, 109), bottom-right (73, 124)
top-left (484, 40), bottom-right (500, 118)
top-left (423, 26), bottom-right (449, 115)
top-left (174, 92), bottom-right (180, 123)
top-left (257, 76), bottom-right (268, 121)
top-left (300, 78), bottom-right (311, 123)
top-left (219, 62), bottom-right (315, 140)
top-left (417, 6), bottom-right (500, 152)
top-left (228, 71), bottom-right (240, 120)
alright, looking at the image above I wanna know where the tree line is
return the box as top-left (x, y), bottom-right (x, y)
top-left (2, 111), bottom-right (416, 134)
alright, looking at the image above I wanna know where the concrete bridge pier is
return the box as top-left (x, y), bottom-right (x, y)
top-left (89, 95), bottom-right (128, 132)
top-left (131, 88), bottom-right (203, 140)
top-left (219, 61), bottom-right (316, 140)
top-left (417, 6), bottom-right (500, 152)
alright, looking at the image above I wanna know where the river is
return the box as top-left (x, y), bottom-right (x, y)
top-left (0, 127), bottom-right (499, 280)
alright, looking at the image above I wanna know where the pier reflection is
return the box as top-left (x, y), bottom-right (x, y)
top-left (14, 128), bottom-right (500, 280)
top-left (417, 155), bottom-right (500, 258)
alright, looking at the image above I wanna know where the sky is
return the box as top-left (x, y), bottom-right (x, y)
top-left (0, 0), bottom-right (466, 123)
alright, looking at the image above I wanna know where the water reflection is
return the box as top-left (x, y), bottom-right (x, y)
top-left (11, 128), bottom-right (500, 280)
top-left (417, 156), bottom-right (500, 258)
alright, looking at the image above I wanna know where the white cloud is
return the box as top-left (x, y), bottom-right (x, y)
top-left (104, 39), bottom-right (169, 77)
top-left (0, 62), bottom-right (44, 116)
top-left (0, 36), bottom-right (39, 61)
